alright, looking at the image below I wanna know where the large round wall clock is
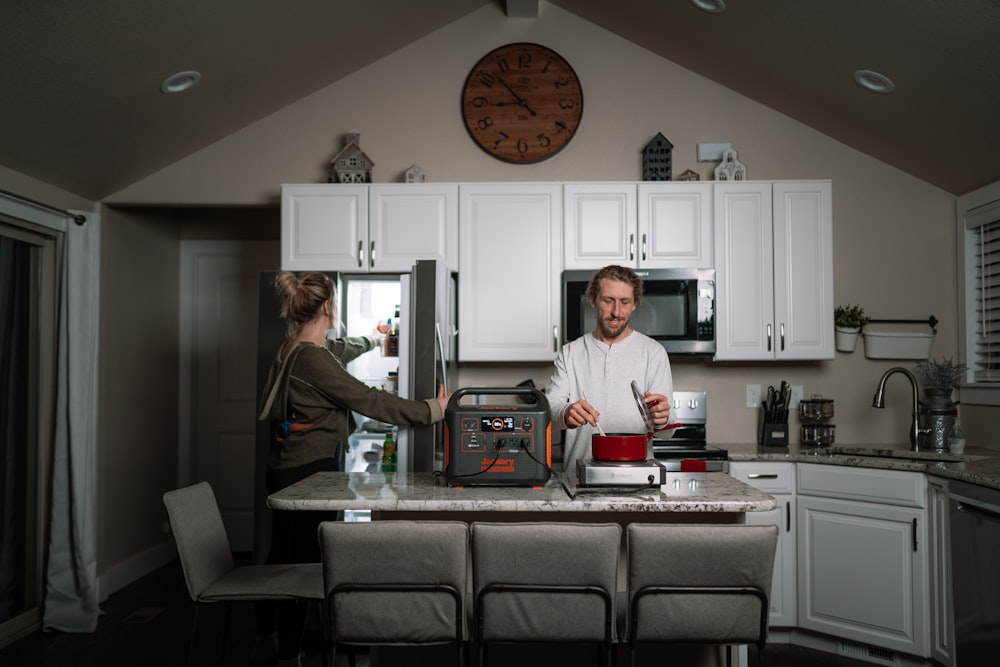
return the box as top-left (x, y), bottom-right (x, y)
top-left (460, 42), bottom-right (583, 163)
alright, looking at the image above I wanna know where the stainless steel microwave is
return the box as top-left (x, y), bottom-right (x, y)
top-left (562, 268), bottom-right (716, 355)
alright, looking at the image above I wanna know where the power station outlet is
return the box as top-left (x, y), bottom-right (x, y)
top-left (746, 384), bottom-right (761, 409)
top-left (790, 385), bottom-right (804, 408)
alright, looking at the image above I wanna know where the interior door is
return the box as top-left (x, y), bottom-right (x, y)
top-left (181, 240), bottom-right (279, 551)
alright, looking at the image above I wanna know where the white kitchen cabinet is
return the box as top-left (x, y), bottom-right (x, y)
top-left (713, 181), bottom-right (833, 360)
top-left (563, 182), bottom-right (712, 270)
top-left (796, 463), bottom-right (929, 657)
top-left (281, 183), bottom-right (458, 272)
top-left (458, 183), bottom-right (563, 361)
top-left (729, 462), bottom-right (797, 627)
top-left (927, 478), bottom-right (954, 667)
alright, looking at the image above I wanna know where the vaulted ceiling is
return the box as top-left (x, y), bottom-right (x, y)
top-left (3, 0), bottom-right (997, 200)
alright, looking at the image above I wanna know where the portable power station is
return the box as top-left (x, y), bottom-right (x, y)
top-left (444, 387), bottom-right (551, 487)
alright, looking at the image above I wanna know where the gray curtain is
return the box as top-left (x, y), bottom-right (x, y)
top-left (42, 210), bottom-right (100, 632)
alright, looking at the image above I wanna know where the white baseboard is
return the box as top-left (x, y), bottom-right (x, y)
top-left (97, 539), bottom-right (177, 602)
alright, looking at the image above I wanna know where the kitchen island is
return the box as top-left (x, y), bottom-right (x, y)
top-left (266, 470), bottom-right (776, 515)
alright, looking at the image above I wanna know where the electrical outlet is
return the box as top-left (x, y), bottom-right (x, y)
top-left (746, 384), bottom-right (761, 409)
top-left (790, 385), bottom-right (804, 408)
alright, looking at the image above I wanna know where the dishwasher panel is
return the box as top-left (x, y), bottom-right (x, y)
top-left (949, 479), bottom-right (1000, 666)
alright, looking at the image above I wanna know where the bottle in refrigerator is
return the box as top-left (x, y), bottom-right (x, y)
top-left (381, 431), bottom-right (397, 473)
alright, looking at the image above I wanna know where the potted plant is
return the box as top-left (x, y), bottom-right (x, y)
top-left (914, 357), bottom-right (967, 400)
top-left (834, 304), bottom-right (868, 352)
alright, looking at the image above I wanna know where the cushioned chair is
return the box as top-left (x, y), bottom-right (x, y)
top-left (317, 520), bottom-right (470, 667)
top-left (626, 523), bottom-right (778, 667)
top-left (162, 481), bottom-right (323, 666)
top-left (471, 521), bottom-right (622, 667)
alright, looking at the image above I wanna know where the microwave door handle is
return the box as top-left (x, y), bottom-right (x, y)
top-left (629, 233), bottom-right (635, 261)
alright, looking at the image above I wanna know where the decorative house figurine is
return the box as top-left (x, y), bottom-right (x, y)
top-left (714, 147), bottom-right (747, 181)
top-left (641, 132), bottom-right (673, 181)
top-left (677, 168), bottom-right (700, 181)
top-left (404, 164), bottom-right (426, 183)
top-left (328, 132), bottom-right (374, 183)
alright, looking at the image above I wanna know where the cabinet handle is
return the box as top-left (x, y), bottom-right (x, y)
top-left (780, 323), bottom-right (786, 351)
top-left (369, 241), bottom-right (375, 269)
top-left (357, 241), bottom-right (363, 268)
top-left (748, 473), bottom-right (779, 479)
top-left (552, 325), bottom-right (559, 352)
top-left (912, 518), bottom-right (918, 552)
top-left (641, 233), bottom-right (647, 261)
top-left (786, 501), bottom-right (792, 532)
top-left (629, 233), bottom-right (635, 261)
top-left (766, 324), bottom-right (773, 351)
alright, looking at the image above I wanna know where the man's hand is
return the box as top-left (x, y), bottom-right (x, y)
top-left (565, 398), bottom-right (599, 429)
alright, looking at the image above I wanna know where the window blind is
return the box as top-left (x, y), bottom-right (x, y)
top-left (975, 219), bottom-right (1000, 382)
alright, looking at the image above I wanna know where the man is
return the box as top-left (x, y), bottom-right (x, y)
top-left (546, 264), bottom-right (674, 468)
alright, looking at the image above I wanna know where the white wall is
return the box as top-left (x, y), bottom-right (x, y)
top-left (104, 2), bottom-right (979, 447)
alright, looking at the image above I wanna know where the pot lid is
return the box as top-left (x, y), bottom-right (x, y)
top-left (631, 380), bottom-right (655, 432)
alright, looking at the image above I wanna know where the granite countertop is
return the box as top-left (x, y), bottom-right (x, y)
top-left (724, 441), bottom-right (1000, 491)
top-left (266, 470), bottom-right (776, 513)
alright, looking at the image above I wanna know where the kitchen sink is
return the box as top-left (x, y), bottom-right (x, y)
top-left (826, 446), bottom-right (970, 463)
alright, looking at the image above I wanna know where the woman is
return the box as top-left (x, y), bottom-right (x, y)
top-left (256, 271), bottom-right (448, 666)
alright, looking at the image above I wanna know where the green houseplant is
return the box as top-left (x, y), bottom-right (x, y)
top-left (914, 357), bottom-right (967, 397)
top-left (834, 304), bottom-right (869, 352)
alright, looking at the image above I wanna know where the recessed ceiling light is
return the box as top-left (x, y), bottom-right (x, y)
top-left (160, 70), bottom-right (201, 95)
top-left (690, 0), bottom-right (726, 12)
top-left (853, 69), bottom-right (895, 94)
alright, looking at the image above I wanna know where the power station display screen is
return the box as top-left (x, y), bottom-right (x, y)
top-left (481, 416), bottom-right (515, 432)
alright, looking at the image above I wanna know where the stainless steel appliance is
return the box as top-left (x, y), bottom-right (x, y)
top-left (576, 390), bottom-right (727, 486)
top-left (949, 479), bottom-right (1000, 665)
top-left (653, 390), bottom-right (728, 472)
top-left (562, 268), bottom-right (715, 355)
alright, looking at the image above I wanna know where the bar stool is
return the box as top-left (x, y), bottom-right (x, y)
top-left (317, 520), bottom-right (470, 667)
top-left (471, 521), bottom-right (621, 667)
top-left (626, 523), bottom-right (778, 667)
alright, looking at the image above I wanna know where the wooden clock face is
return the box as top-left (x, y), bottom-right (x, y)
top-left (461, 43), bottom-right (583, 163)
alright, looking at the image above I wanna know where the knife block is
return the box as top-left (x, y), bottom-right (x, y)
top-left (758, 409), bottom-right (789, 446)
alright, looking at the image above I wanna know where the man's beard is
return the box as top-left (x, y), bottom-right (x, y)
top-left (597, 316), bottom-right (628, 339)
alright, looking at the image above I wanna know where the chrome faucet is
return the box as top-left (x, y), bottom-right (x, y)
top-left (872, 367), bottom-right (930, 450)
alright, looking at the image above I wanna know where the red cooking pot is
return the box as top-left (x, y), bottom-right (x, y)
top-left (590, 381), bottom-right (683, 462)
top-left (592, 433), bottom-right (648, 462)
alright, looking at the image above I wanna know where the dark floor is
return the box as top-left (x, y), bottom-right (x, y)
top-left (0, 559), bottom-right (878, 667)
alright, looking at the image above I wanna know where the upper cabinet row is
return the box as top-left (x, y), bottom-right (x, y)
top-left (281, 180), bottom-right (832, 363)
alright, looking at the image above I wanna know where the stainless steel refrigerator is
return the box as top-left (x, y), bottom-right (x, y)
top-left (254, 259), bottom-right (456, 556)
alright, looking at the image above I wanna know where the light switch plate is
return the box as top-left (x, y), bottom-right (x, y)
top-left (746, 384), bottom-right (761, 409)
top-left (697, 142), bottom-right (732, 162)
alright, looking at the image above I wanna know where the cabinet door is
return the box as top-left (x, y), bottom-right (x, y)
top-left (459, 184), bottom-right (563, 361)
top-left (370, 184), bottom-right (458, 272)
top-left (772, 181), bottom-right (833, 359)
top-left (713, 182), bottom-right (774, 360)
top-left (731, 462), bottom-right (796, 627)
top-left (563, 183), bottom-right (635, 269)
top-left (798, 495), bottom-right (929, 657)
top-left (639, 182), bottom-right (713, 268)
top-left (281, 184), bottom-right (367, 270)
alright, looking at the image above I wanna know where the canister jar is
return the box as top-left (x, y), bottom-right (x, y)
top-left (799, 395), bottom-right (834, 423)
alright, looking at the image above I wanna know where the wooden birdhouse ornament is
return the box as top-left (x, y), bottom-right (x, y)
top-left (642, 132), bottom-right (674, 181)
top-left (328, 132), bottom-right (374, 183)
top-left (714, 147), bottom-right (747, 181)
